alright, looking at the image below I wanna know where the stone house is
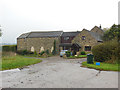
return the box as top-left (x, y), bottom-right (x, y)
top-left (72, 26), bottom-right (104, 51)
top-left (17, 26), bottom-right (104, 54)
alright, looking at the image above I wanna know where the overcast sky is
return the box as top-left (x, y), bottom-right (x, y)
top-left (0, 0), bottom-right (119, 44)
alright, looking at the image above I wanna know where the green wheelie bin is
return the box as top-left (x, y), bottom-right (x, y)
top-left (87, 54), bottom-right (94, 64)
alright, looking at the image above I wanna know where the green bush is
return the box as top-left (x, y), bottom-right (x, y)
top-left (40, 51), bottom-right (45, 56)
top-left (34, 51), bottom-right (37, 55)
top-left (2, 45), bottom-right (17, 52)
top-left (45, 49), bottom-right (49, 55)
top-left (17, 50), bottom-right (32, 55)
top-left (52, 40), bottom-right (56, 55)
top-left (65, 51), bottom-right (71, 57)
top-left (92, 39), bottom-right (118, 63)
top-left (81, 51), bottom-right (86, 55)
top-left (21, 50), bottom-right (29, 55)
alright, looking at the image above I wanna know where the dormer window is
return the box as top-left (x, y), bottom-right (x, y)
top-left (82, 36), bottom-right (85, 40)
top-left (64, 37), bottom-right (69, 40)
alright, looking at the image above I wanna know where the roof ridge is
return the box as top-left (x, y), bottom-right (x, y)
top-left (91, 26), bottom-right (103, 31)
top-left (26, 32), bottom-right (32, 38)
top-left (30, 31), bottom-right (63, 33)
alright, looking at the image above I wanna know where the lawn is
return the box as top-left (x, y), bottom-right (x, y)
top-left (67, 55), bottom-right (87, 59)
top-left (1, 55), bottom-right (42, 70)
top-left (81, 61), bottom-right (119, 71)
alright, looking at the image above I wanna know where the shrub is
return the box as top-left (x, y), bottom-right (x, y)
top-left (81, 51), bottom-right (86, 55)
top-left (21, 50), bottom-right (29, 55)
top-left (34, 51), bottom-right (37, 55)
top-left (52, 40), bottom-right (56, 55)
top-left (45, 49), bottom-right (49, 55)
top-left (40, 51), bottom-right (45, 56)
top-left (17, 50), bottom-right (32, 55)
top-left (92, 39), bottom-right (118, 63)
top-left (2, 45), bottom-right (17, 52)
top-left (65, 51), bottom-right (71, 57)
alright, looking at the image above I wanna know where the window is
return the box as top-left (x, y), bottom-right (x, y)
top-left (64, 37), bottom-right (69, 40)
top-left (82, 36), bottom-right (85, 40)
top-left (85, 46), bottom-right (91, 51)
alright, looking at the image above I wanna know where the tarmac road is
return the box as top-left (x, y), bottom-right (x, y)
top-left (1, 56), bottom-right (118, 88)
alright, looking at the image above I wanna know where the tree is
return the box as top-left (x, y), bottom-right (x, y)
top-left (103, 27), bottom-right (109, 32)
top-left (0, 26), bottom-right (1, 37)
top-left (0, 30), bottom-right (1, 37)
top-left (101, 24), bottom-right (120, 63)
top-left (52, 40), bottom-right (56, 55)
top-left (102, 24), bottom-right (120, 42)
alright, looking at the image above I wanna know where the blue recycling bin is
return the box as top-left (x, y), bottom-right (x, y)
top-left (96, 62), bottom-right (100, 66)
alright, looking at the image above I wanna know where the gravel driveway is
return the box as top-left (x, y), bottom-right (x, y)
top-left (1, 56), bottom-right (118, 88)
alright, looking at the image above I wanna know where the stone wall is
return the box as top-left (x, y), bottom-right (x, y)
top-left (17, 38), bottom-right (27, 51)
top-left (17, 37), bottom-right (60, 54)
top-left (26, 37), bottom-right (60, 54)
top-left (72, 29), bottom-right (102, 51)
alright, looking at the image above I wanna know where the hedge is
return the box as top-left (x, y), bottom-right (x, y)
top-left (16, 50), bottom-right (33, 55)
top-left (2, 45), bottom-right (17, 52)
top-left (92, 39), bottom-right (118, 63)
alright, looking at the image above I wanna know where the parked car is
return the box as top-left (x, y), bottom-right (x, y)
top-left (60, 50), bottom-right (68, 57)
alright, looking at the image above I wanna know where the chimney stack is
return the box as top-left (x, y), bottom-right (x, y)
top-left (99, 24), bottom-right (101, 29)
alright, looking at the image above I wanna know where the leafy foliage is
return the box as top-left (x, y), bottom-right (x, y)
top-left (80, 51), bottom-right (86, 55)
top-left (102, 24), bottom-right (120, 41)
top-left (92, 39), bottom-right (118, 63)
top-left (45, 49), bottom-right (49, 55)
top-left (17, 50), bottom-right (33, 55)
top-left (0, 30), bottom-right (1, 37)
top-left (52, 40), bottom-right (56, 55)
top-left (67, 55), bottom-right (87, 59)
top-left (65, 51), bottom-right (71, 57)
top-left (34, 51), bottom-right (37, 55)
top-left (40, 51), bottom-right (45, 55)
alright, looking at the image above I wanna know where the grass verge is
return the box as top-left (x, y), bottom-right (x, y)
top-left (1, 55), bottom-right (42, 70)
top-left (67, 55), bottom-right (87, 59)
top-left (81, 61), bottom-right (119, 71)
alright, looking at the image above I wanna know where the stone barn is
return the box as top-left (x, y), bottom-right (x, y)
top-left (17, 31), bottom-right (63, 54)
top-left (17, 26), bottom-right (104, 54)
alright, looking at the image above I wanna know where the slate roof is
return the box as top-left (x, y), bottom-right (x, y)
top-left (28, 31), bottom-right (63, 38)
top-left (89, 32), bottom-right (103, 41)
top-left (91, 26), bottom-right (104, 32)
top-left (61, 31), bottom-right (80, 37)
top-left (17, 33), bottom-right (30, 39)
top-left (17, 31), bottom-right (63, 38)
top-left (17, 27), bottom-right (103, 41)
